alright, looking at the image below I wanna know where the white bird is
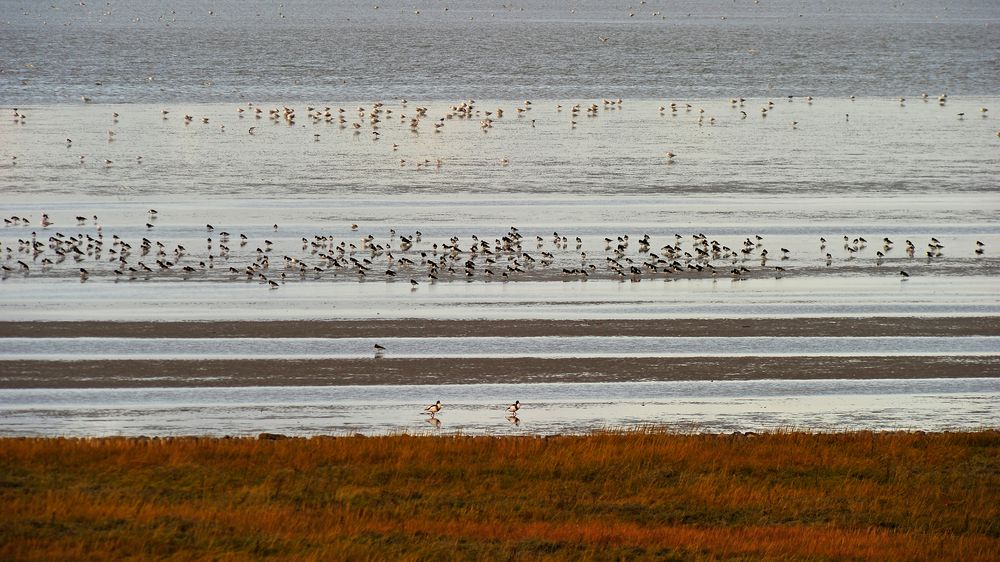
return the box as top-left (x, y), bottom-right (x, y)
top-left (424, 400), bottom-right (442, 416)
top-left (506, 400), bottom-right (520, 415)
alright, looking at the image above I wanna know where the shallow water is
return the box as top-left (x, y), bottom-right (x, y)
top-left (2, 336), bottom-right (997, 361)
top-left (1, 379), bottom-right (997, 436)
top-left (4, 98), bottom-right (1000, 198)
top-left (2, 276), bottom-right (997, 321)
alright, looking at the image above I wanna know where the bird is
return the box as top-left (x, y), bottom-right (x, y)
top-left (506, 400), bottom-right (520, 415)
top-left (373, 343), bottom-right (386, 357)
top-left (424, 400), bottom-right (442, 416)
top-left (899, 270), bottom-right (910, 278)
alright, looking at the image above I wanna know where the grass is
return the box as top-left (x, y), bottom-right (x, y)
top-left (1, 430), bottom-right (998, 561)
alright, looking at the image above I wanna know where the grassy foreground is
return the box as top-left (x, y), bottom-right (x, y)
top-left (1, 431), bottom-right (998, 561)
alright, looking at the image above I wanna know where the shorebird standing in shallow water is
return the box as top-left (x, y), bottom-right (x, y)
top-left (505, 400), bottom-right (522, 425)
top-left (373, 343), bottom-right (386, 357)
top-left (424, 400), bottom-right (442, 416)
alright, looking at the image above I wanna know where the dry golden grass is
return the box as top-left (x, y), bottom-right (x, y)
top-left (1, 430), bottom-right (998, 561)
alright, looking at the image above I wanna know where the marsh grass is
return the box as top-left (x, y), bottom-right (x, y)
top-left (1, 430), bottom-right (998, 560)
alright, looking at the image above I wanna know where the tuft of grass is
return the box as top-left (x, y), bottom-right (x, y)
top-left (1, 430), bottom-right (998, 561)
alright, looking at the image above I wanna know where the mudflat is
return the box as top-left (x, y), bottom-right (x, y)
top-left (1, 316), bottom-right (998, 339)
top-left (1, 356), bottom-right (997, 389)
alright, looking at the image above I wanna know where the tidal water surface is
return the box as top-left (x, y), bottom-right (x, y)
top-left (1, 379), bottom-right (997, 437)
top-left (2, 336), bottom-right (998, 361)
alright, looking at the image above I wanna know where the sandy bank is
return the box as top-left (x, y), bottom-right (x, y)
top-left (1, 356), bottom-right (997, 388)
top-left (1, 316), bottom-right (998, 339)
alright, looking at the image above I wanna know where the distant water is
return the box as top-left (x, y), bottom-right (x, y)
top-left (2, 0), bottom-right (999, 103)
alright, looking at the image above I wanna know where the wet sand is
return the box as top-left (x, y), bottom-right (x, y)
top-left (2, 356), bottom-right (997, 389)
top-left (1, 317), bottom-right (998, 339)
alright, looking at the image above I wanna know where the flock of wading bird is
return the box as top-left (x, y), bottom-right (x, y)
top-left (4, 93), bottom-right (995, 169)
top-left (1, 95), bottom-right (994, 283)
top-left (0, 210), bottom-right (990, 285)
